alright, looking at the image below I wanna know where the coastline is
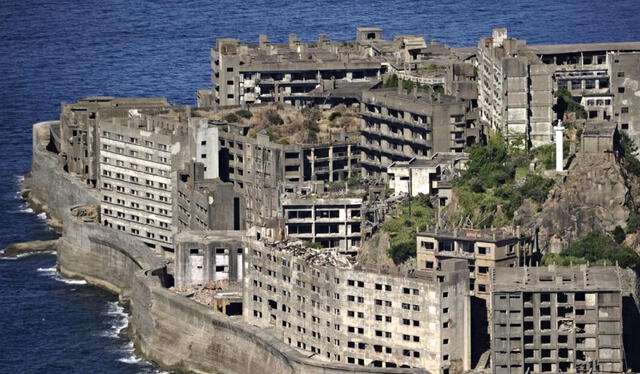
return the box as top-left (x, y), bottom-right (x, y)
top-left (17, 120), bottom-right (428, 374)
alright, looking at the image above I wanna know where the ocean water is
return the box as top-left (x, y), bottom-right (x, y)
top-left (1, 0), bottom-right (639, 372)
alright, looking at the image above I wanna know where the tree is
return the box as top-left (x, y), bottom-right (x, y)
top-left (612, 226), bottom-right (626, 244)
top-left (545, 230), bottom-right (640, 267)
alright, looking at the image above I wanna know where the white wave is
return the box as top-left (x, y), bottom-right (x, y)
top-left (18, 206), bottom-right (34, 214)
top-left (37, 212), bottom-right (47, 220)
top-left (103, 301), bottom-right (129, 338)
top-left (118, 355), bottom-right (143, 364)
top-left (36, 265), bottom-right (87, 285)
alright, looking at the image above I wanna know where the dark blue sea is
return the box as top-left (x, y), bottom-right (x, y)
top-left (1, 0), bottom-right (639, 372)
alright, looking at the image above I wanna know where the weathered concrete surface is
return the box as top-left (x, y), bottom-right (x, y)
top-left (1, 239), bottom-right (58, 257)
top-left (26, 121), bottom-right (99, 224)
top-left (515, 153), bottom-right (631, 252)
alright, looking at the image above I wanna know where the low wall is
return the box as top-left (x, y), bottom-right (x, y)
top-left (28, 121), bottom-right (99, 223)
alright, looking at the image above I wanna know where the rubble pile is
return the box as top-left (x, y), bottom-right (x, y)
top-left (266, 240), bottom-right (355, 268)
top-left (171, 280), bottom-right (232, 306)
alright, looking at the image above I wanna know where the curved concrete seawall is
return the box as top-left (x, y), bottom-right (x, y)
top-left (30, 121), bottom-right (427, 374)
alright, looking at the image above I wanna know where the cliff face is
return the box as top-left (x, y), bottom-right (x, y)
top-left (515, 153), bottom-right (632, 252)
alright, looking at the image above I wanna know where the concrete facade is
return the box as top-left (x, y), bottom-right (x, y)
top-left (245, 241), bottom-right (471, 374)
top-left (174, 230), bottom-right (245, 287)
top-left (282, 197), bottom-right (364, 254)
top-left (98, 108), bottom-right (193, 254)
top-left (359, 88), bottom-right (479, 179)
top-left (491, 266), bottom-right (625, 374)
top-left (415, 228), bottom-right (533, 300)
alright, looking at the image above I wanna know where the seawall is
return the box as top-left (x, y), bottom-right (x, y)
top-left (25, 121), bottom-right (99, 226)
top-left (29, 121), bottom-right (427, 374)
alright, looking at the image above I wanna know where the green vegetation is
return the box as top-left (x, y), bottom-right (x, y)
top-left (554, 88), bottom-right (587, 120)
top-left (381, 74), bottom-right (399, 88)
top-left (530, 142), bottom-right (570, 170)
top-left (383, 194), bottom-right (436, 264)
top-left (627, 211), bottom-right (640, 234)
top-left (223, 112), bottom-right (239, 123)
top-left (304, 241), bottom-right (324, 250)
top-left (328, 112), bottom-right (342, 122)
top-left (452, 136), bottom-right (555, 228)
top-left (620, 132), bottom-right (640, 176)
top-left (544, 230), bottom-right (640, 267)
top-left (266, 111), bottom-right (284, 126)
top-left (612, 226), bottom-right (626, 244)
top-left (235, 109), bottom-right (253, 119)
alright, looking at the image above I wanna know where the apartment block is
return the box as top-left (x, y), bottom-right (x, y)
top-left (491, 266), bottom-right (625, 374)
top-left (210, 29), bottom-right (387, 108)
top-left (476, 28), bottom-right (555, 147)
top-left (98, 108), bottom-right (194, 254)
top-left (59, 96), bottom-right (170, 186)
top-left (245, 240), bottom-right (471, 374)
top-left (217, 122), bottom-right (360, 231)
top-left (416, 227), bottom-right (533, 300)
top-left (359, 87), bottom-right (479, 179)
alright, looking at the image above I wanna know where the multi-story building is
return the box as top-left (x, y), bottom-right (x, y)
top-left (491, 265), bottom-right (625, 374)
top-left (282, 197), bottom-right (363, 254)
top-left (415, 227), bottom-right (533, 300)
top-left (477, 28), bottom-right (640, 147)
top-left (208, 30), bottom-right (387, 108)
top-left (59, 96), bottom-right (170, 186)
top-left (359, 87), bottom-right (479, 179)
top-left (98, 107), bottom-right (200, 254)
top-left (245, 239), bottom-right (471, 374)
top-left (476, 28), bottom-right (555, 147)
top-left (174, 230), bottom-right (245, 288)
top-left (217, 122), bottom-right (360, 232)
top-left (175, 161), bottom-right (244, 232)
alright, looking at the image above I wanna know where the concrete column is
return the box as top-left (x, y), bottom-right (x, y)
top-left (555, 120), bottom-right (565, 171)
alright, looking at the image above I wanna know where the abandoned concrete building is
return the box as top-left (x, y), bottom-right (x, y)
top-left (217, 121), bottom-right (361, 232)
top-left (174, 230), bottom-right (245, 288)
top-left (476, 28), bottom-right (556, 147)
top-left (245, 239), bottom-right (471, 374)
top-left (359, 87), bottom-right (479, 179)
top-left (205, 29), bottom-right (386, 108)
top-left (59, 96), bottom-right (171, 186)
top-left (175, 161), bottom-right (244, 232)
top-left (415, 227), bottom-right (533, 301)
top-left (387, 153), bottom-right (468, 206)
top-left (477, 28), bottom-right (640, 147)
top-left (491, 266), bottom-right (625, 374)
top-left (282, 197), bottom-right (364, 255)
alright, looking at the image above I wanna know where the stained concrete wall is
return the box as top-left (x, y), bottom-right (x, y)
top-left (29, 121), bottom-right (100, 222)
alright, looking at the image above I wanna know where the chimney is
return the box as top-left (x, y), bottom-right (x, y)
top-left (318, 33), bottom-right (328, 44)
top-left (412, 85), bottom-right (418, 97)
top-left (397, 81), bottom-right (403, 94)
top-left (288, 33), bottom-right (298, 49)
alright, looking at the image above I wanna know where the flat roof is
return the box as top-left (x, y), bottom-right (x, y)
top-left (530, 41), bottom-right (640, 55)
top-left (493, 265), bottom-right (622, 292)
top-left (418, 227), bottom-right (523, 243)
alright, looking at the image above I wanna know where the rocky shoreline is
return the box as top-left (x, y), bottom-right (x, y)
top-left (1, 239), bottom-right (58, 258)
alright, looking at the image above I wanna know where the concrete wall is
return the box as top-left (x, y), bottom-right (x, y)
top-left (29, 121), bottom-right (100, 222)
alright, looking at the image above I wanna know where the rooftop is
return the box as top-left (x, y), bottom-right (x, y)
top-left (418, 227), bottom-right (524, 243)
top-left (492, 265), bottom-right (622, 292)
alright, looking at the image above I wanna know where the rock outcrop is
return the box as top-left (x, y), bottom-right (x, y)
top-left (515, 153), bottom-right (632, 252)
top-left (1, 239), bottom-right (58, 257)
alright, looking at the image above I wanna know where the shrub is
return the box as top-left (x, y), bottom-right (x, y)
top-left (545, 230), bottom-right (640, 267)
top-left (328, 112), bottom-right (342, 121)
top-left (627, 211), bottom-right (640, 233)
top-left (388, 240), bottom-right (415, 265)
top-left (266, 112), bottom-right (284, 126)
top-left (235, 109), bottom-right (252, 119)
top-left (223, 113), bottom-right (239, 123)
top-left (612, 226), bottom-right (626, 244)
top-left (620, 132), bottom-right (640, 176)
